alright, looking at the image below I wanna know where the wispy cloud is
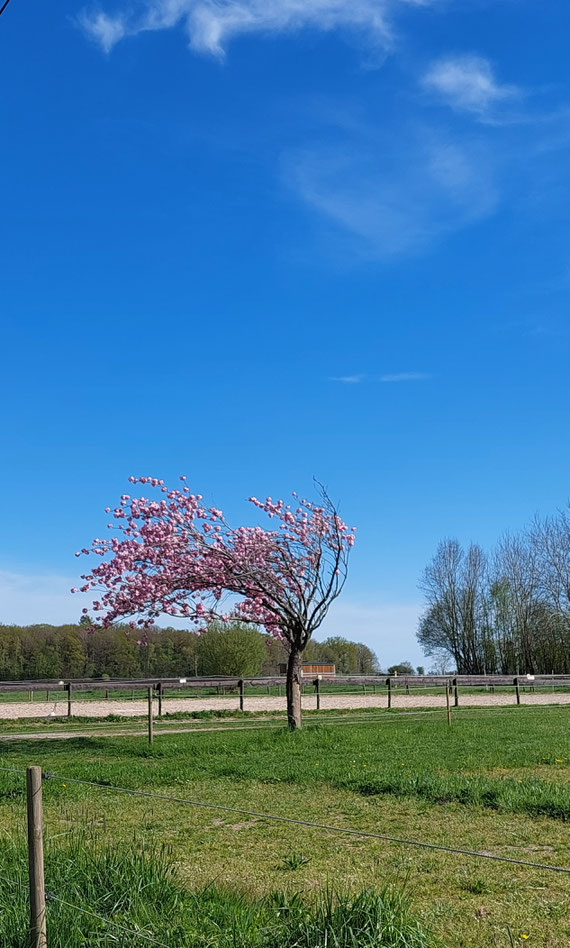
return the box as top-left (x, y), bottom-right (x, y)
top-left (380, 372), bottom-right (430, 382)
top-left (286, 127), bottom-right (498, 257)
top-left (422, 55), bottom-right (519, 118)
top-left (330, 372), bottom-right (431, 383)
top-left (330, 374), bottom-right (365, 384)
top-left (78, 0), bottom-right (435, 57)
top-left (77, 10), bottom-right (126, 53)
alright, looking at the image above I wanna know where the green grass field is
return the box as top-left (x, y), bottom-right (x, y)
top-left (1, 707), bottom-right (569, 946)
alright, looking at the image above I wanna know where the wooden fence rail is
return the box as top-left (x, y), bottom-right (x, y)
top-left (2, 673), bottom-right (570, 694)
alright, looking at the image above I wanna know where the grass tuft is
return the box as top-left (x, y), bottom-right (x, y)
top-left (0, 841), bottom-right (431, 947)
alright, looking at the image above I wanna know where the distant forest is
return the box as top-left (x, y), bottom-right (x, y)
top-left (0, 620), bottom-right (381, 681)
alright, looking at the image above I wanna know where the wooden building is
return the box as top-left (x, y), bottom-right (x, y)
top-left (278, 662), bottom-right (336, 677)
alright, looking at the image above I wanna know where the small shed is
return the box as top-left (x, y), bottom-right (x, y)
top-left (279, 662), bottom-right (336, 677)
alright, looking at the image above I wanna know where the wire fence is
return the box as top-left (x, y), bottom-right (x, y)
top-left (2, 701), bottom-right (569, 753)
top-left (0, 759), bottom-right (569, 946)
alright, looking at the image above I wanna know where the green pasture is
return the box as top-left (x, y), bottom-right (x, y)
top-left (1, 707), bottom-right (569, 946)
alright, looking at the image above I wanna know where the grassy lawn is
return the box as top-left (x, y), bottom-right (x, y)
top-left (1, 707), bottom-right (569, 946)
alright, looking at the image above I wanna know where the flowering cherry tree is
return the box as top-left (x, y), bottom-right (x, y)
top-left (74, 476), bottom-right (356, 729)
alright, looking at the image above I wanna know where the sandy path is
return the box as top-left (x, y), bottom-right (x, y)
top-left (1, 690), bottom-right (570, 720)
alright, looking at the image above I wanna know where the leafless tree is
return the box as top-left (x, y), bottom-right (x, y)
top-left (418, 539), bottom-right (488, 673)
top-left (490, 532), bottom-right (542, 673)
top-left (418, 505), bottom-right (570, 675)
top-left (532, 511), bottom-right (570, 628)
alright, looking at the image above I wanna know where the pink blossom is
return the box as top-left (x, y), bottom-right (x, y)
top-left (74, 476), bottom-right (355, 652)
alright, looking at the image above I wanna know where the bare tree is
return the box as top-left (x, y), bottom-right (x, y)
top-left (428, 649), bottom-right (455, 675)
top-left (532, 511), bottom-right (570, 628)
top-left (419, 505), bottom-right (570, 676)
top-left (490, 532), bottom-right (542, 673)
top-left (418, 539), bottom-right (487, 673)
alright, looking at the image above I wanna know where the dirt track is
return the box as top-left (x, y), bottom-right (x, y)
top-left (2, 690), bottom-right (570, 720)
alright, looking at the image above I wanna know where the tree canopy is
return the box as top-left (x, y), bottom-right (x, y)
top-left (0, 623), bottom-right (380, 681)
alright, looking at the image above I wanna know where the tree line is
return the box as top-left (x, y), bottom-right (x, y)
top-left (418, 506), bottom-right (570, 674)
top-left (0, 619), bottom-right (382, 681)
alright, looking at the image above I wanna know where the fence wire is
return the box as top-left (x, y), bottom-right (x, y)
top-left (45, 894), bottom-right (172, 947)
top-left (38, 771), bottom-right (570, 875)
top-left (2, 761), bottom-right (570, 874)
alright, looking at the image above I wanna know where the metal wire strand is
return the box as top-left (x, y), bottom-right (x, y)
top-left (42, 772), bottom-right (570, 875)
top-left (0, 703), bottom-right (565, 746)
top-left (45, 894), bottom-right (172, 946)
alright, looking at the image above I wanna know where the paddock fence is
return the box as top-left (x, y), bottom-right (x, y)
top-left (2, 673), bottom-right (570, 720)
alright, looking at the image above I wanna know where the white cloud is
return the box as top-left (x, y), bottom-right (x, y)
top-left (78, 0), bottom-right (434, 56)
top-left (330, 374), bottom-right (365, 383)
top-left (78, 10), bottom-right (127, 53)
top-left (330, 373), bottom-right (430, 383)
top-left (380, 372), bottom-right (430, 382)
top-left (422, 55), bottom-right (519, 117)
top-left (287, 128), bottom-right (498, 257)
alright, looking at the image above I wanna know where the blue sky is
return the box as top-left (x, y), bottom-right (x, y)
top-left (1, 0), bottom-right (569, 667)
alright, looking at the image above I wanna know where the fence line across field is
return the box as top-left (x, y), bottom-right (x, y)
top-left (1, 701), bottom-right (568, 747)
top-left (2, 763), bottom-right (570, 873)
top-left (3, 672), bottom-right (570, 694)
top-left (1, 673), bottom-right (566, 722)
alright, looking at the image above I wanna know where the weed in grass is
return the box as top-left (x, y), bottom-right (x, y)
top-left (461, 878), bottom-right (489, 895)
top-left (277, 852), bottom-right (311, 871)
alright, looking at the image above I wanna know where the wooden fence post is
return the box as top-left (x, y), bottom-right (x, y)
top-left (446, 682), bottom-right (451, 725)
top-left (239, 679), bottom-right (244, 712)
top-left (147, 687), bottom-right (154, 745)
top-left (315, 678), bottom-right (321, 711)
top-left (387, 677), bottom-right (392, 710)
top-left (67, 682), bottom-right (72, 718)
top-left (515, 677), bottom-right (521, 705)
top-left (26, 766), bottom-right (47, 948)
top-left (453, 677), bottom-right (459, 708)
top-left (157, 683), bottom-right (163, 718)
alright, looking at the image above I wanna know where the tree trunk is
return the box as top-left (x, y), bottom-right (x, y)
top-left (286, 647), bottom-right (302, 730)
